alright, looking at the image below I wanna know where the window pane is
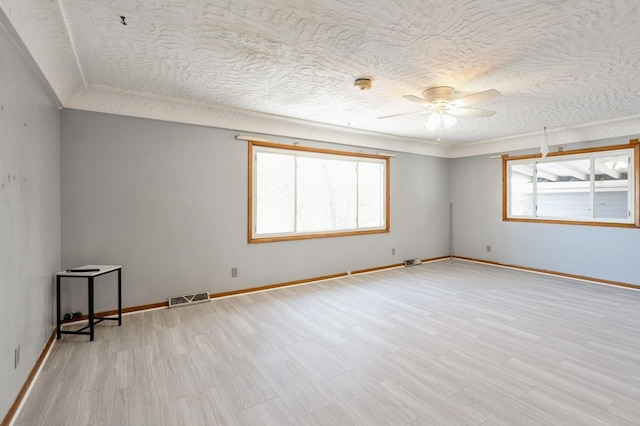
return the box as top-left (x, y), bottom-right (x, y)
top-left (256, 152), bottom-right (295, 234)
top-left (503, 144), bottom-right (637, 227)
top-left (536, 159), bottom-right (591, 218)
top-left (509, 163), bottom-right (534, 216)
top-left (251, 142), bottom-right (390, 242)
top-left (358, 161), bottom-right (385, 228)
top-left (296, 157), bottom-right (357, 233)
top-left (594, 155), bottom-right (629, 219)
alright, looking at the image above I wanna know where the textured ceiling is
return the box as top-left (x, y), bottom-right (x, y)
top-left (2, 0), bottom-right (640, 152)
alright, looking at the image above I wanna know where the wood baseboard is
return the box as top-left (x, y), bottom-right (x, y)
top-left (59, 255), bottom-right (452, 323)
top-left (2, 330), bottom-right (55, 426)
top-left (58, 254), bottom-right (637, 331)
top-left (453, 256), bottom-right (640, 291)
top-left (207, 256), bottom-right (449, 299)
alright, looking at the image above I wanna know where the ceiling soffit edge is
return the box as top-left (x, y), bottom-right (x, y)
top-left (0, 6), bottom-right (63, 106)
top-left (0, 1), bottom-right (82, 105)
top-left (69, 85), bottom-right (640, 159)
top-left (450, 115), bottom-right (640, 158)
top-left (66, 85), bottom-right (452, 158)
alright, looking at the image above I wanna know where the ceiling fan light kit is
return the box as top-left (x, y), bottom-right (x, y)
top-left (425, 112), bottom-right (457, 131)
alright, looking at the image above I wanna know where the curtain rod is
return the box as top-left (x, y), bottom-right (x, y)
top-left (236, 134), bottom-right (272, 143)
top-left (235, 134), bottom-right (395, 157)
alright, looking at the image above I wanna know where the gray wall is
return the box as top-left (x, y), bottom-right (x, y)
top-left (0, 18), bottom-right (60, 419)
top-left (60, 110), bottom-right (451, 312)
top-left (451, 136), bottom-right (640, 285)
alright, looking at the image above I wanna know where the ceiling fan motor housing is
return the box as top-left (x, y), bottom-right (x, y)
top-left (422, 86), bottom-right (455, 104)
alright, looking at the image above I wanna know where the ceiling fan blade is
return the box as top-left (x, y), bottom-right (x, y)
top-left (378, 110), bottom-right (428, 119)
top-left (402, 95), bottom-right (432, 105)
top-left (452, 89), bottom-right (500, 107)
top-left (448, 107), bottom-right (495, 117)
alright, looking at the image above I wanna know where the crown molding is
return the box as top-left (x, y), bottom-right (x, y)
top-left (449, 114), bottom-right (640, 158)
top-left (66, 85), bottom-right (452, 157)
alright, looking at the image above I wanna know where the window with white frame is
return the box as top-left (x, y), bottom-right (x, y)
top-left (249, 141), bottom-right (390, 242)
top-left (503, 141), bottom-right (639, 227)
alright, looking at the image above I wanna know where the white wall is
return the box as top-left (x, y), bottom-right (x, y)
top-left (60, 110), bottom-right (451, 312)
top-left (451, 136), bottom-right (640, 285)
top-left (0, 14), bottom-right (60, 419)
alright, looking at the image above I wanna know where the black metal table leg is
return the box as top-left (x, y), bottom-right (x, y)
top-left (117, 268), bottom-right (122, 326)
top-left (88, 277), bottom-right (94, 341)
top-left (56, 275), bottom-right (61, 339)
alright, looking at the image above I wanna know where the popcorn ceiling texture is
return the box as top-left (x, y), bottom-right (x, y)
top-left (2, 0), bottom-right (640, 148)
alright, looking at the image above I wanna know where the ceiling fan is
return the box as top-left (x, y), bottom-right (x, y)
top-left (380, 86), bottom-right (500, 131)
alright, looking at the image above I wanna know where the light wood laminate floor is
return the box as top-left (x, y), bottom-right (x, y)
top-left (15, 259), bottom-right (640, 425)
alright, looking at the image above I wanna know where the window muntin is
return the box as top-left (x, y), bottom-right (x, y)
top-left (504, 142), bottom-right (639, 227)
top-left (250, 142), bottom-right (390, 242)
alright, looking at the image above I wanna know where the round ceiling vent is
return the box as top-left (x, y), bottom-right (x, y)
top-left (354, 78), bottom-right (372, 90)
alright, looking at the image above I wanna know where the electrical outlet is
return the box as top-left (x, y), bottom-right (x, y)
top-left (486, 245), bottom-right (491, 252)
top-left (392, 248), bottom-right (396, 255)
top-left (231, 267), bottom-right (238, 278)
top-left (14, 345), bottom-right (20, 369)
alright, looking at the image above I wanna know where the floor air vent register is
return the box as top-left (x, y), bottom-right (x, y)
top-left (168, 292), bottom-right (210, 308)
top-left (404, 258), bottom-right (422, 267)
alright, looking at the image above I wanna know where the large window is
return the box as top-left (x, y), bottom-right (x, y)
top-left (503, 141), bottom-right (639, 227)
top-left (249, 141), bottom-right (390, 242)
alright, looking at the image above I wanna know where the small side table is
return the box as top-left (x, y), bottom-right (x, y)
top-left (56, 265), bottom-right (122, 341)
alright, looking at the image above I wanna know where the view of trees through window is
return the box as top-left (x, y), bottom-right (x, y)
top-left (250, 142), bottom-right (389, 242)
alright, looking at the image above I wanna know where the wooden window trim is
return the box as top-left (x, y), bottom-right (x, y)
top-left (502, 140), bottom-right (640, 228)
top-left (248, 141), bottom-right (391, 243)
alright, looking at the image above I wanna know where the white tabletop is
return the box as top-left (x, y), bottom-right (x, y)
top-left (57, 265), bottom-right (121, 277)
